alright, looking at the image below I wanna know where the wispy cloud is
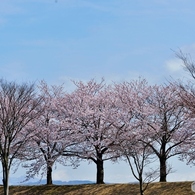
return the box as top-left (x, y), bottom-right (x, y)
top-left (0, 1), bottom-right (23, 15)
top-left (165, 58), bottom-right (183, 72)
top-left (0, 18), bottom-right (7, 26)
top-left (20, 39), bottom-right (61, 47)
top-left (0, 62), bottom-right (28, 82)
top-left (0, 1), bottom-right (24, 27)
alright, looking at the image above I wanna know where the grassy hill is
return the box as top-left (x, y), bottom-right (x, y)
top-left (1, 181), bottom-right (194, 195)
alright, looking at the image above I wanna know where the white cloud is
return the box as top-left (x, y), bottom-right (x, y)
top-left (165, 58), bottom-right (183, 72)
top-left (52, 169), bottom-right (69, 181)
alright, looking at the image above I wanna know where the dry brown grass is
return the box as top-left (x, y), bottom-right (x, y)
top-left (0, 181), bottom-right (194, 195)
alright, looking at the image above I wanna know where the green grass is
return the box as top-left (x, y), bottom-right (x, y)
top-left (0, 181), bottom-right (194, 195)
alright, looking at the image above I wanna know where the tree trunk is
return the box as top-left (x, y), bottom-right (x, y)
top-left (139, 177), bottom-right (144, 195)
top-left (159, 156), bottom-right (167, 182)
top-left (46, 165), bottom-right (53, 185)
top-left (2, 164), bottom-right (9, 195)
top-left (96, 153), bottom-right (104, 184)
top-left (159, 135), bottom-right (167, 182)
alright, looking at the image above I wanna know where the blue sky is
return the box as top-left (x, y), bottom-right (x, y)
top-left (1, 0), bottom-right (194, 86)
top-left (1, 0), bottom-right (195, 183)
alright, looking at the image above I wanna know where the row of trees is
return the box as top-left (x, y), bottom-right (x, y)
top-left (1, 51), bottom-right (195, 195)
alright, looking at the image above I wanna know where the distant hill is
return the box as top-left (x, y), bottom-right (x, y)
top-left (0, 176), bottom-right (94, 186)
top-left (22, 179), bottom-right (95, 185)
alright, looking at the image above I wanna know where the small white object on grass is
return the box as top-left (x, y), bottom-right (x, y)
top-left (191, 181), bottom-right (195, 192)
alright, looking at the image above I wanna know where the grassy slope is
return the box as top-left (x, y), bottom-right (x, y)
top-left (0, 182), bottom-right (194, 195)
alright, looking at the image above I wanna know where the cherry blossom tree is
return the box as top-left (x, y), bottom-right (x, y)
top-left (113, 79), bottom-right (159, 194)
top-left (22, 81), bottom-right (78, 185)
top-left (60, 79), bottom-right (121, 184)
top-left (113, 79), bottom-right (190, 182)
top-left (143, 84), bottom-right (190, 182)
top-left (0, 79), bottom-right (42, 195)
top-left (173, 50), bottom-right (195, 168)
top-left (175, 83), bottom-right (195, 167)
